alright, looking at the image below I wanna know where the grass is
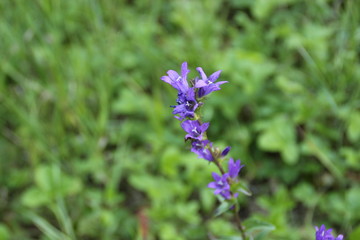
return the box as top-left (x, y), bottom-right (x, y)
top-left (1, 0), bottom-right (359, 239)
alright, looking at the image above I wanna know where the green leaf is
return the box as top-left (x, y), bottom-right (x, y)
top-left (213, 200), bottom-right (233, 217)
top-left (35, 164), bottom-right (82, 197)
top-left (26, 213), bottom-right (72, 240)
top-left (292, 182), bottom-right (318, 207)
top-left (348, 112), bottom-right (360, 142)
top-left (0, 224), bottom-right (10, 240)
top-left (346, 187), bottom-right (360, 220)
top-left (340, 147), bottom-right (360, 169)
top-left (349, 225), bottom-right (360, 240)
top-left (232, 181), bottom-right (252, 196)
top-left (21, 187), bottom-right (49, 208)
top-left (257, 116), bottom-right (299, 164)
top-left (243, 219), bottom-right (275, 240)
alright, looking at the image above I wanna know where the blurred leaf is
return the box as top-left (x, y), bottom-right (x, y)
top-left (158, 223), bottom-right (185, 240)
top-left (160, 147), bottom-right (181, 178)
top-left (275, 75), bottom-right (304, 94)
top-left (35, 165), bottom-right (82, 197)
top-left (348, 112), bottom-right (360, 142)
top-left (232, 181), bottom-right (252, 196)
top-left (0, 224), bottom-right (10, 240)
top-left (349, 225), bottom-right (360, 240)
top-left (214, 200), bottom-right (233, 217)
top-left (340, 147), bottom-right (360, 169)
top-left (22, 165), bottom-right (82, 208)
top-left (208, 219), bottom-right (238, 237)
top-left (243, 218), bottom-right (275, 240)
top-left (253, 0), bottom-right (298, 20)
top-left (21, 187), bottom-right (49, 208)
top-left (303, 134), bottom-right (344, 182)
top-left (27, 213), bottom-right (72, 240)
top-left (346, 187), bottom-right (360, 221)
top-left (258, 116), bottom-right (299, 164)
top-left (292, 182), bottom-right (318, 207)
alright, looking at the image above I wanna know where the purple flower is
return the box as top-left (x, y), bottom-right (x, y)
top-left (228, 158), bottom-right (244, 179)
top-left (221, 146), bottom-right (231, 157)
top-left (161, 62), bottom-right (190, 93)
top-left (181, 120), bottom-right (209, 141)
top-left (172, 88), bottom-right (198, 120)
top-left (194, 67), bottom-right (228, 98)
top-left (315, 225), bottom-right (343, 240)
top-left (191, 140), bottom-right (214, 161)
top-left (208, 172), bottom-right (232, 199)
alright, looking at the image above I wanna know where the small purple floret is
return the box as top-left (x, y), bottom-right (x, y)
top-left (172, 88), bottom-right (198, 120)
top-left (208, 172), bottom-right (232, 199)
top-left (161, 62), bottom-right (190, 93)
top-left (181, 120), bottom-right (209, 141)
top-left (228, 158), bottom-right (244, 179)
top-left (315, 225), bottom-right (343, 240)
top-left (191, 140), bottom-right (214, 161)
top-left (195, 67), bottom-right (228, 98)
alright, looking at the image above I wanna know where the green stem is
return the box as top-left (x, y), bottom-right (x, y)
top-left (210, 149), bottom-right (226, 175)
top-left (234, 203), bottom-right (246, 240)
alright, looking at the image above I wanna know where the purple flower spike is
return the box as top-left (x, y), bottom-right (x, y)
top-left (161, 62), bottom-right (190, 93)
top-left (172, 88), bottom-right (198, 120)
top-left (181, 120), bottom-right (209, 141)
top-left (315, 225), bottom-right (343, 240)
top-left (228, 158), bottom-right (244, 179)
top-left (221, 146), bottom-right (231, 157)
top-left (208, 172), bottom-right (232, 199)
top-left (195, 67), bottom-right (228, 97)
top-left (191, 140), bottom-right (214, 161)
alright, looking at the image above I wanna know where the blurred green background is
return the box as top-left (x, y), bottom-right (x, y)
top-left (1, 0), bottom-right (360, 239)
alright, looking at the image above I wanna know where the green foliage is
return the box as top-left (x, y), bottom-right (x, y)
top-left (0, 0), bottom-right (359, 239)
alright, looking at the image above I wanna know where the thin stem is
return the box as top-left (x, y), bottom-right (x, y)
top-left (212, 152), bottom-right (226, 175)
top-left (234, 203), bottom-right (246, 240)
top-left (214, 159), bottom-right (226, 175)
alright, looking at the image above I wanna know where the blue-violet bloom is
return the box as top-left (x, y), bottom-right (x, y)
top-left (195, 67), bottom-right (228, 98)
top-left (228, 158), bottom-right (244, 179)
top-left (161, 62), bottom-right (190, 93)
top-left (172, 88), bottom-right (198, 120)
top-left (191, 140), bottom-right (214, 161)
top-left (315, 225), bottom-right (343, 240)
top-left (181, 120), bottom-right (209, 141)
top-left (208, 172), bottom-right (232, 199)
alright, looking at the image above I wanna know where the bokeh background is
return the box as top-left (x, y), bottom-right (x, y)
top-left (1, 0), bottom-right (360, 239)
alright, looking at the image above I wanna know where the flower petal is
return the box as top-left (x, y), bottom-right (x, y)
top-left (208, 70), bottom-right (222, 82)
top-left (196, 67), bottom-right (208, 80)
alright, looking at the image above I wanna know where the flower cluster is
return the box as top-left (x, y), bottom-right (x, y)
top-left (208, 158), bottom-right (244, 199)
top-left (161, 62), bottom-right (242, 200)
top-left (161, 62), bottom-right (227, 120)
top-left (161, 62), bottom-right (345, 239)
top-left (315, 225), bottom-right (343, 240)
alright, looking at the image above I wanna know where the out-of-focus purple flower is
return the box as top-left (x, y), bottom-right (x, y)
top-left (228, 158), bottom-right (244, 179)
top-left (161, 62), bottom-right (190, 93)
top-left (221, 146), bottom-right (231, 157)
top-left (208, 172), bottom-right (232, 199)
top-left (194, 67), bottom-right (228, 98)
top-left (181, 120), bottom-right (209, 141)
top-left (315, 225), bottom-right (343, 240)
top-left (172, 88), bottom-right (198, 120)
top-left (191, 140), bottom-right (214, 161)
